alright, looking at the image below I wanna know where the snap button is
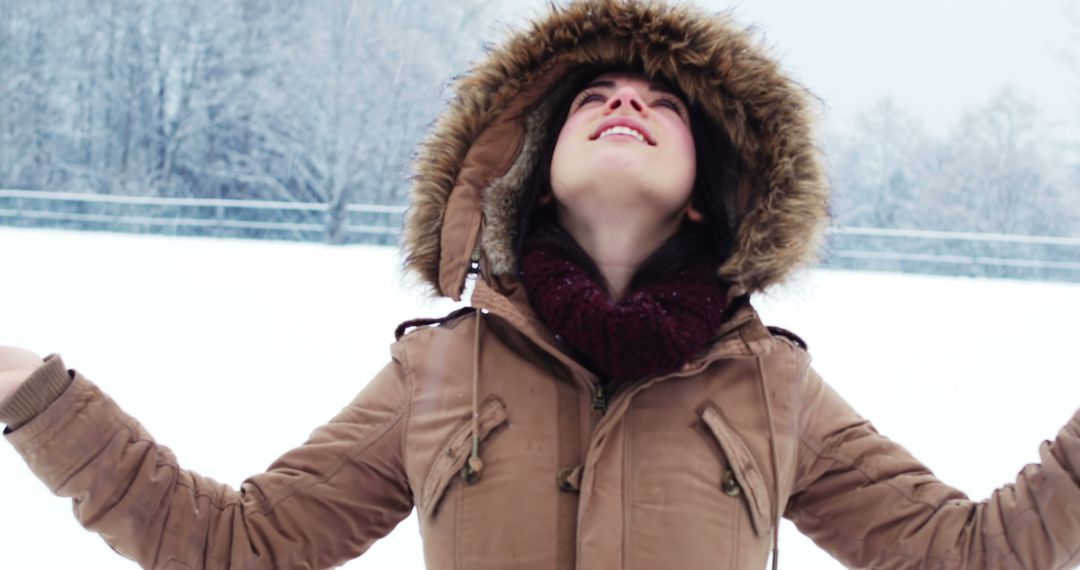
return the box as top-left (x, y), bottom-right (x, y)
top-left (722, 468), bottom-right (742, 497)
top-left (460, 456), bottom-right (483, 485)
top-left (557, 465), bottom-right (583, 493)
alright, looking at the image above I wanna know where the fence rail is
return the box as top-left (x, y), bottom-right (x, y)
top-left (829, 226), bottom-right (1080, 247)
top-left (2, 189), bottom-right (1078, 281)
top-left (0, 189), bottom-right (408, 214)
top-left (0, 189), bottom-right (406, 240)
top-left (825, 226), bottom-right (1080, 280)
top-left (831, 249), bottom-right (1080, 272)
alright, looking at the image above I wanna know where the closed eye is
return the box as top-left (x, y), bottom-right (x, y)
top-left (576, 90), bottom-right (606, 106)
top-left (653, 97), bottom-right (683, 112)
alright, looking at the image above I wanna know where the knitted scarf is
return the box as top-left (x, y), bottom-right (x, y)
top-left (520, 242), bottom-right (730, 391)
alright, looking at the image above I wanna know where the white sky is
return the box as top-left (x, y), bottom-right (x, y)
top-left (501, 0), bottom-right (1080, 141)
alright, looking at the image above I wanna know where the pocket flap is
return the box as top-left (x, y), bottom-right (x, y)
top-left (702, 405), bottom-right (771, 536)
top-left (421, 396), bottom-right (509, 517)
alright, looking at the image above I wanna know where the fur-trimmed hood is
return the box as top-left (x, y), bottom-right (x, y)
top-left (403, 0), bottom-right (829, 300)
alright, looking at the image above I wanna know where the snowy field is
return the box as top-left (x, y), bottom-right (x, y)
top-left (2, 225), bottom-right (1079, 569)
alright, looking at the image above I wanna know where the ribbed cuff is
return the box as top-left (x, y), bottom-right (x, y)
top-left (0, 354), bottom-right (72, 431)
top-left (1049, 408), bottom-right (1080, 487)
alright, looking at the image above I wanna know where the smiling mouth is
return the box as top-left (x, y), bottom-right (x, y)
top-left (594, 126), bottom-right (656, 147)
top-left (590, 119), bottom-right (656, 145)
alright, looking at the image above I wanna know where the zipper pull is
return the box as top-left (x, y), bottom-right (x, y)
top-left (467, 251), bottom-right (482, 278)
top-left (591, 384), bottom-right (607, 412)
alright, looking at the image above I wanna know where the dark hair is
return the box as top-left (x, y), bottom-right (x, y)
top-left (515, 65), bottom-right (742, 291)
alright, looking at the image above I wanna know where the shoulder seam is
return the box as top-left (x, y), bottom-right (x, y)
top-left (395, 307), bottom-right (476, 340)
top-left (398, 338), bottom-right (416, 469)
top-left (766, 325), bottom-right (808, 351)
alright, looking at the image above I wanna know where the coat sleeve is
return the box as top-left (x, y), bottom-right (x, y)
top-left (3, 354), bottom-right (415, 570)
top-left (786, 367), bottom-right (1080, 570)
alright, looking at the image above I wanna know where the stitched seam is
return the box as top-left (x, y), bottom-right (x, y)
top-left (798, 434), bottom-right (955, 511)
top-left (421, 397), bottom-right (507, 511)
top-left (77, 425), bottom-right (162, 528)
top-left (265, 409), bottom-right (405, 512)
top-left (622, 405), bottom-right (632, 570)
top-left (735, 327), bottom-right (755, 354)
top-left (454, 465), bottom-right (465, 570)
top-left (729, 494), bottom-right (738, 569)
top-left (399, 337), bottom-right (416, 482)
top-left (166, 466), bottom-right (356, 565)
top-left (421, 397), bottom-right (487, 506)
top-left (60, 386), bottom-right (407, 515)
top-left (1057, 541), bottom-right (1080, 570)
top-left (704, 404), bottom-right (769, 530)
top-left (430, 414), bottom-right (477, 476)
top-left (793, 437), bottom-right (1039, 566)
top-left (52, 422), bottom-right (126, 493)
top-left (790, 451), bottom-right (1037, 546)
top-left (158, 410), bottom-right (406, 517)
top-left (161, 404), bottom-right (407, 516)
top-left (178, 412), bottom-right (407, 568)
top-left (171, 475), bottom-right (237, 510)
top-left (788, 502), bottom-right (1028, 569)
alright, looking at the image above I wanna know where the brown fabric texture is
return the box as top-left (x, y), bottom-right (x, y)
top-left (5, 299), bottom-right (1080, 569)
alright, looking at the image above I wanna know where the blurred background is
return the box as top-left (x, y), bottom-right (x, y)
top-left (2, 1), bottom-right (1079, 568)
top-left (1, 0), bottom-right (1078, 279)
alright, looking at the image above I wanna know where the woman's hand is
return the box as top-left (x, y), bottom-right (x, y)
top-left (0, 346), bottom-right (45, 404)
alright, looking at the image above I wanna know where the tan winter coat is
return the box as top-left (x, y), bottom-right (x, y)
top-left (3, 1), bottom-right (1080, 569)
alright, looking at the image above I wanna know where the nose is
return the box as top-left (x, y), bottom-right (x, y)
top-left (605, 86), bottom-right (648, 116)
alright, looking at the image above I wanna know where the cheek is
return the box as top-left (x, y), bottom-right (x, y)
top-left (669, 123), bottom-right (697, 187)
top-left (553, 113), bottom-right (588, 155)
top-left (550, 114), bottom-right (589, 184)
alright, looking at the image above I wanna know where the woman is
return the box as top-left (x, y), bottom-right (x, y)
top-left (2, 1), bottom-right (1079, 569)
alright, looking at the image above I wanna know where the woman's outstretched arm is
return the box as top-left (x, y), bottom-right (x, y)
top-left (788, 367), bottom-right (1080, 569)
top-left (1, 350), bottom-right (414, 570)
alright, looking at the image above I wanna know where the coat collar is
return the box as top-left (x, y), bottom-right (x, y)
top-left (469, 278), bottom-right (773, 389)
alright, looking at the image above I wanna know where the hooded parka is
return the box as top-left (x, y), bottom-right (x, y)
top-left (3, 1), bottom-right (1080, 569)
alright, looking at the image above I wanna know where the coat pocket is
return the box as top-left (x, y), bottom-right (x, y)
top-left (701, 404), bottom-right (770, 537)
top-left (420, 396), bottom-right (509, 519)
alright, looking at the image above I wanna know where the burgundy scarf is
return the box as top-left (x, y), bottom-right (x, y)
top-left (520, 243), bottom-right (730, 392)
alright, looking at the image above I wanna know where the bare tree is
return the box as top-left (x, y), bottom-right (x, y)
top-left (931, 89), bottom-right (1067, 235)
top-left (828, 99), bottom-right (937, 229)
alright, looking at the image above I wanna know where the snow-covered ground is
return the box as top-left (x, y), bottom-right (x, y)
top-left (2, 226), bottom-right (1078, 569)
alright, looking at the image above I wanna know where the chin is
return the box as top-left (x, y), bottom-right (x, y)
top-left (552, 151), bottom-right (693, 206)
top-left (558, 182), bottom-right (687, 216)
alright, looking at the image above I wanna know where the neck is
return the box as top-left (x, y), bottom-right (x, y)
top-left (556, 205), bottom-right (682, 300)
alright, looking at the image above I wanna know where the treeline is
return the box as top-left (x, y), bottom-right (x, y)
top-left (828, 93), bottom-right (1077, 236)
top-left (0, 0), bottom-right (499, 242)
top-left (821, 93), bottom-right (1080, 280)
top-left (1, 1), bottom-right (1078, 262)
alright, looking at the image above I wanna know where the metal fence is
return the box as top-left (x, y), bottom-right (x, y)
top-left (3, 189), bottom-right (1079, 282)
top-left (825, 227), bottom-right (1080, 281)
top-left (0, 189), bottom-right (405, 245)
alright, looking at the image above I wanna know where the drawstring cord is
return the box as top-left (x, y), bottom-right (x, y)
top-left (461, 307), bottom-right (485, 483)
top-left (460, 256), bottom-right (485, 483)
top-left (757, 357), bottom-right (782, 570)
top-left (462, 265), bottom-right (779, 567)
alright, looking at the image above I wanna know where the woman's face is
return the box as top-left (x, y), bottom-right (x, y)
top-left (549, 71), bottom-right (697, 225)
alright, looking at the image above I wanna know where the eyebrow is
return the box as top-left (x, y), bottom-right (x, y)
top-left (581, 79), bottom-right (683, 98)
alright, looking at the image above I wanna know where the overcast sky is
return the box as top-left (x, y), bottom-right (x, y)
top-left (500, 0), bottom-right (1079, 142)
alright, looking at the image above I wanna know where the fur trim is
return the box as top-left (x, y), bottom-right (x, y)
top-left (404, 0), bottom-right (830, 298)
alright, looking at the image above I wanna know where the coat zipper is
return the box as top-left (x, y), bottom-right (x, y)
top-left (590, 383), bottom-right (606, 413)
top-left (574, 360), bottom-right (717, 570)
